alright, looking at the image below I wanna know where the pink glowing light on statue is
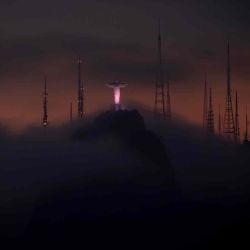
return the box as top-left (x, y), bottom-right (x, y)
top-left (107, 81), bottom-right (128, 110)
top-left (114, 87), bottom-right (120, 105)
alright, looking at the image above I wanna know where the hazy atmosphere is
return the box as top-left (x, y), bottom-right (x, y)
top-left (1, 0), bottom-right (250, 131)
top-left (1, 1), bottom-right (250, 249)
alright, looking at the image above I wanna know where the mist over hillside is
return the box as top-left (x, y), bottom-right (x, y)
top-left (1, 107), bottom-right (250, 249)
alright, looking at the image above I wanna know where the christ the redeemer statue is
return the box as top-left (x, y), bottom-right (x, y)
top-left (107, 81), bottom-right (128, 111)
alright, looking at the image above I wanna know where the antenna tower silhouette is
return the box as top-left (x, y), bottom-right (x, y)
top-left (154, 21), bottom-right (166, 118)
top-left (77, 57), bottom-right (84, 119)
top-left (207, 87), bottom-right (214, 133)
top-left (42, 77), bottom-right (48, 128)
top-left (235, 91), bottom-right (240, 142)
top-left (244, 105), bottom-right (249, 142)
top-left (203, 73), bottom-right (208, 128)
top-left (166, 81), bottom-right (171, 119)
top-left (218, 104), bottom-right (222, 135)
top-left (223, 39), bottom-right (235, 140)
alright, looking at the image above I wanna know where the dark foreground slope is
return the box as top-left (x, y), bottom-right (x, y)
top-left (2, 110), bottom-right (250, 249)
top-left (19, 110), bottom-right (179, 248)
top-left (74, 109), bottom-right (174, 177)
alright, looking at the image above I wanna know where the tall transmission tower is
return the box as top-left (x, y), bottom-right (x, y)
top-left (166, 80), bottom-right (171, 119)
top-left (207, 87), bottom-right (214, 133)
top-left (154, 21), bottom-right (166, 118)
top-left (235, 91), bottom-right (240, 142)
top-left (203, 73), bottom-right (208, 128)
top-left (218, 104), bottom-right (222, 135)
top-left (77, 57), bottom-right (84, 119)
top-left (42, 77), bottom-right (48, 128)
top-left (223, 39), bottom-right (235, 140)
top-left (244, 105), bottom-right (249, 143)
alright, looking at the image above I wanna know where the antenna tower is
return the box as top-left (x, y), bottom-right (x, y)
top-left (154, 22), bottom-right (166, 117)
top-left (203, 73), bottom-right (208, 128)
top-left (235, 91), bottom-right (240, 142)
top-left (42, 77), bottom-right (48, 128)
top-left (244, 105), bottom-right (249, 142)
top-left (218, 104), bottom-right (222, 135)
top-left (223, 39), bottom-right (235, 140)
top-left (207, 87), bottom-right (214, 133)
top-left (77, 57), bottom-right (84, 119)
top-left (166, 81), bottom-right (171, 119)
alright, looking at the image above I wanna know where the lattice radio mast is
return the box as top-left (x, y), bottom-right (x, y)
top-left (207, 87), bottom-right (214, 133)
top-left (223, 39), bottom-right (235, 140)
top-left (77, 57), bottom-right (84, 119)
top-left (154, 22), bottom-right (166, 118)
top-left (203, 73), bottom-right (208, 128)
top-left (235, 91), bottom-right (240, 143)
top-left (42, 77), bottom-right (48, 128)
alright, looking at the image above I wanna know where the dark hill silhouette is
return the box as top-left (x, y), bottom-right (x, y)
top-left (22, 110), bottom-right (178, 249)
top-left (243, 140), bottom-right (250, 148)
top-left (73, 110), bottom-right (174, 180)
top-left (2, 109), bottom-right (250, 249)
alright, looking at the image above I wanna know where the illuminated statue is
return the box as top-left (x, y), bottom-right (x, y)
top-left (107, 81), bottom-right (128, 111)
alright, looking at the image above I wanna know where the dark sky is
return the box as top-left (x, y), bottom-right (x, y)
top-left (0, 0), bottom-right (250, 131)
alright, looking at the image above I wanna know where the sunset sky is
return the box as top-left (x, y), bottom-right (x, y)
top-left (0, 0), bottom-right (250, 132)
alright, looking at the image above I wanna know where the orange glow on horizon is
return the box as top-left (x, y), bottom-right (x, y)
top-left (0, 54), bottom-right (249, 140)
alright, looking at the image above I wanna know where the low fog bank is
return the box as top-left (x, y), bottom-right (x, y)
top-left (126, 102), bottom-right (250, 202)
top-left (0, 106), bottom-right (250, 248)
top-left (0, 109), bottom-right (176, 242)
